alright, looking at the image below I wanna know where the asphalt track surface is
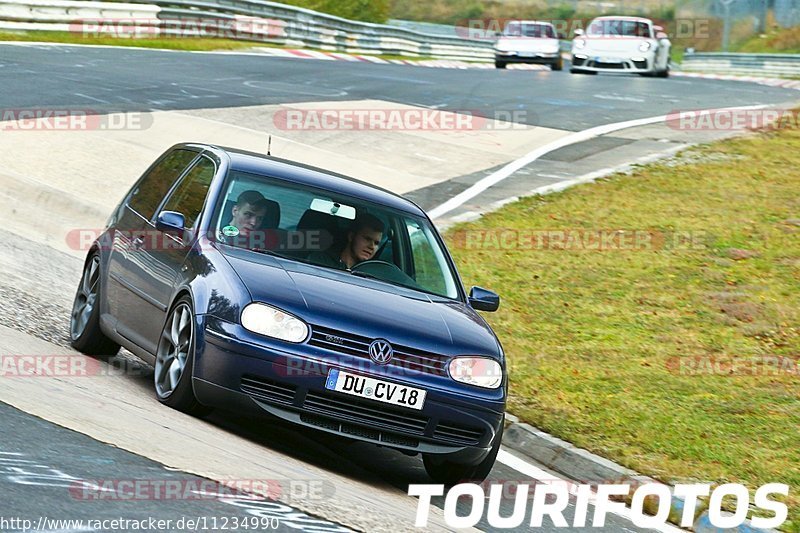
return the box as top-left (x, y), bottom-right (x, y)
top-left (1, 43), bottom-right (797, 130)
top-left (2, 42), bottom-right (798, 532)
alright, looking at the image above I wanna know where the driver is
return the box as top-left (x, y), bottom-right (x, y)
top-left (309, 214), bottom-right (384, 270)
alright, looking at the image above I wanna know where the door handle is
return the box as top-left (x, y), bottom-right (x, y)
top-left (131, 235), bottom-right (145, 250)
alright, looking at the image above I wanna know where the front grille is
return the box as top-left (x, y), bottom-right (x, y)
top-left (633, 59), bottom-right (648, 69)
top-left (593, 61), bottom-right (625, 69)
top-left (308, 325), bottom-right (448, 376)
top-left (303, 389), bottom-right (429, 434)
top-left (300, 413), bottom-right (420, 448)
top-left (240, 375), bottom-right (297, 405)
top-left (434, 421), bottom-right (485, 445)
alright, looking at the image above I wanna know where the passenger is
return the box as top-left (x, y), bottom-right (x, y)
top-left (309, 214), bottom-right (384, 270)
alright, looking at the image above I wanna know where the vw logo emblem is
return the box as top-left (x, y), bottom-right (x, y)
top-left (369, 339), bottom-right (393, 365)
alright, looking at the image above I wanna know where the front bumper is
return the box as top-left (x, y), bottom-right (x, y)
top-left (194, 317), bottom-right (506, 464)
top-left (495, 51), bottom-right (561, 65)
top-left (570, 52), bottom-right (654, 72)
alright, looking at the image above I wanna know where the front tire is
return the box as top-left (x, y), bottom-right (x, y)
top-left (551, 58), bottom-right (563, 71)
top-left (70, 253), bottom-right (120, 358)
top-left (154, 296), bottom-right (211, 416)
top-left (495, 60), bottom-right (507, 69)
top-left (423, 423), bottom-right (504, 485)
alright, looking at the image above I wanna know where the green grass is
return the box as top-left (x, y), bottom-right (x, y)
top-left (447, 129), bottom-right (800, 530)
top-left (734, 24), bottom-right (800, 54)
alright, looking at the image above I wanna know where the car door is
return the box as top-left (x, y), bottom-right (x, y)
top-left (106, 148), bottom-right (200, 353)
top-left (133, 153), bottom-right (218, 347)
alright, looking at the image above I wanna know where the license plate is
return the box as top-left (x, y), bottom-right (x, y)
top-left (325, 369), bottom-right (426, 410)
top-left (519, 52), bottom-right (537, 57)
top-left (596, 56), bottom-right (622, 63)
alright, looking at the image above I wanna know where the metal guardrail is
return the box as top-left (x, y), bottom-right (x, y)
top-left (681, 52), bottom-right (800, 78)
top-left (0, 0), bottom-right (495, 60)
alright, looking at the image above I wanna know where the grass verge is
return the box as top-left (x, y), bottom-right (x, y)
top-left (447, 128), bottom-right (800, 530)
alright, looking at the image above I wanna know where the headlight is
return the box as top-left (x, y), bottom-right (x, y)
top-left (449, 357), bottom-right (503, 389)
top-left (574, 38), bottom-right (586, 49)
top-left (639, 41), bottom-right (652, 52)
top-left (241, 303), bottom-right (308, 343)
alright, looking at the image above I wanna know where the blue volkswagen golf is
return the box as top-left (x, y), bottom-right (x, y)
top-left (69, 143), bottom-right (506, 483)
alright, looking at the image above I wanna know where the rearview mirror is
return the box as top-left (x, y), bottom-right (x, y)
top-left (156, 210), bottom-right (185, 235)
top-left (573, 28), bottom-right (584, 37)
top-left (468, 286), bottom-right (500, 312)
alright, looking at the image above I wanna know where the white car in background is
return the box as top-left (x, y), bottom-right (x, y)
top-left (494, 20), bottom-right (563, 71)
top-left (570, 16), bottom-right (671, 77)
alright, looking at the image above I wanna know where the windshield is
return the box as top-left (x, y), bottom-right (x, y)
top-left (503, 23), bottom-right (556, 38)
top-left (212, 170), bottom-right (461, 299)
top-left (587, 19), bottom-right (652, 37)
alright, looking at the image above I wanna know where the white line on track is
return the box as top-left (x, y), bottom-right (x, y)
top-left (497, 449), bottom-right (687, 532)
top-left (428, 103), bottom-right (768, 219)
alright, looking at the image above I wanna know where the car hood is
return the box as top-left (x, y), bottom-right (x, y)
top-left (220, 247), bottom-right (501, 357)
top-left (579, 37), bottom-right (653, 53)
top-left (496, 37), bottom-right (560, 53)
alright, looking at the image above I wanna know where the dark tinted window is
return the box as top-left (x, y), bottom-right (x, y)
top-left (128, 149), bottom-right (197, 219)
top-left (162, 156), bottom-right (216, 229)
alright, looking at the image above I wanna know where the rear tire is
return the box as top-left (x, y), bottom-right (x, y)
top-left (551, 58), bottom-right (563, 71)
top-left (154, 296), bottom-right (212, 417)
top-left (423, 423), bottom-right (504, 485)
top-left (495, 61), bottom-right (507, 69)
top-left (69, 253), bottom-right (120, 358)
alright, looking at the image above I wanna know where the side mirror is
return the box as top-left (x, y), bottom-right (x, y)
top-left (656, 31), bottom-right (668, 40)
top-left (573, 28), bottom-right (584, 37)
top-left (156, 210), bottom-right (185, 235)
top-left (468, 286), bottom-right (500, 312)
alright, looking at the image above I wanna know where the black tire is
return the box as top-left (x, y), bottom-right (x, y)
top-left (154, 296), bottom-right (212, 416)
top-left (69, 253), bottom-right (120, 358)
top-left (551, 59), bottom-right (563, 71)
top-left (570, 68), bottom-right (596, 75)
top-left (423, 423), bottom-right (504, 485)
top-left (495, 61), bottom-right (507, 69)
top-left (656, 68), bottom-right (670, 78)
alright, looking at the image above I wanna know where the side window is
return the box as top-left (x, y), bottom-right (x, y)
top-left (128, 149), bottom-right (197, 220)
top-left (161, 156), bottom-right (216, 229)
top-left (406, 219), bottom-right (447, 296)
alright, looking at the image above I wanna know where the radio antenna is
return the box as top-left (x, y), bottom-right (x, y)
top-left (267, 135), bottom-right (272, 156)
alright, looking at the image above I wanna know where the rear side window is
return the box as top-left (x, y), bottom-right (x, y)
top-left (128, 149), bottom-right (197, 220)
top-left (161, 156), bottom-right (216, 229)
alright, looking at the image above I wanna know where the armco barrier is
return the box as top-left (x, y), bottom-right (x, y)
top-left (681, 52), bottom-right (800, 78)
top-left (0, 0), bottom-right (495, 60)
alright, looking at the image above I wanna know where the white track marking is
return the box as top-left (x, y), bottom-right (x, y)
top-left (497, 449), bottom-right (687, 532)
top-left (428, 104), bottom-right (767, 219)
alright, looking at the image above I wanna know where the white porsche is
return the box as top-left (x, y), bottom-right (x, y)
top-left (494, 20), bottom-right (564, 70)
top-left (570, 16), bottom-right (671, 77)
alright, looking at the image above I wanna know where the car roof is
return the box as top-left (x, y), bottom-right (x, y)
top-left (194, 143), bottom-right (427, 217)
top-left (591, 16), bottom-right (652, 23)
